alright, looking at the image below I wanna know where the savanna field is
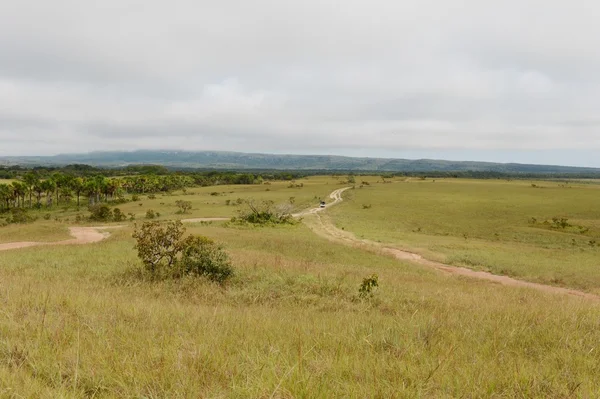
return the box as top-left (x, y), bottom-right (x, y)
top-left (1, 176), bottom-right (600, 397)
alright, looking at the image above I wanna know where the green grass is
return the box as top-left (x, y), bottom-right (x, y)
top-left (1, 224), bottom-right (600, 397)
top-left (2, 177), bottom-right (600, 397)
top-left (115, 177), bottom-right (341, 221)
top-left (0, 222), bottom-right (72, 243)
top-left (329, 178), bottom-right (600, 293)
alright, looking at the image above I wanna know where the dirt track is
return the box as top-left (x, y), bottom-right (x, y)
top-left (0, 226), bottom-right (120, 252)
top-left (306, 187), bottom-right (600, 301)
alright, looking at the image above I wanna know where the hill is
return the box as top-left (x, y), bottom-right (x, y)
top-left (2, 150), bottom-right (600, 175)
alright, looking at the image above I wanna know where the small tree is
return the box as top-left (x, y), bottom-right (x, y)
top-left (113, 208), bottom-right (126, 222)
top-left (132, 220), bottom-right (234, 282)
top-left (175, 200), bottom-right (192, 214)
top-left (132, 220), bottom-right (186, 276)
top-left (88, 204), bottom-right (113, 221)
top-left (146, 209), bottom-right (157, 219)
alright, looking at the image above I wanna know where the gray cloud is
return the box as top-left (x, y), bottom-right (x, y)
top-left (1, 0), bottom-right (600, 166)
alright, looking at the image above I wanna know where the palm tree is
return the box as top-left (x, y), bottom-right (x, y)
top-left (22, 172), bottom-right (39, 208)
top-left (11, 181), bottom-right (26, 208)
top-left (40, 179), bottom-right (56, 207)
top-left (71, 177), bottom-right (85, 207)
top-left (0, 183), bottom-right (11, 210)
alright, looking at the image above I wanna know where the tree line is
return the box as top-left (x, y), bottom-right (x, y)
top-left (0, 168), bottom-right (298, 212)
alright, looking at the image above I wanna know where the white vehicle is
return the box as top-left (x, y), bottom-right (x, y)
top-left (319, 201), bottom-right (326, 208)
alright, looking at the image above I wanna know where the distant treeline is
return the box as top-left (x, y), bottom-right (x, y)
top-left (0, 165), bottom-right (308, 212)
top-left (2, 164), bottom-right (600, 181)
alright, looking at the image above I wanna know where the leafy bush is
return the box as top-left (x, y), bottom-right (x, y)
top-left (132, 220), bottom-right (233, 283)
top-left (358, 274), bottom-right (379, 299)
top-left (88, 204), bottom-right (113, 221)
top-left (552, 217), bottom-right (570, 229)
top-left (7, 208), bottom-right (36, 224)
top-left (232, 200), bottom-right (297, 226)
top-left (132, 194), bottom-right (140, 201)
top-left (179, 236), bottom-right (234, 283)
top-left (175, 200), bottom-right (192, 214)
top-left (146, 209), bottom-right (157, 219)
top-left (113, 208), bottom-right (126, 222)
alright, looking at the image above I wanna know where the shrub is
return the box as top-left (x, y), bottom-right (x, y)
top-left (146, 209), bottom-right (157, 219)
top-left (148, 194), bottom-right (156, 200)
top-left (8, 208), bottom-right (36, 224)
top-left (88, 204), bottom-right (113, 221)
top-left (175, 200), bottom-right (192, 214)
top-left (233, 200), bottom-right (296, 226)
top-left (178, 236), bottom-right (234, 283)
top-left (132, 220), bottom-right (233, 283)
top-left (113, 208), bottom-right (126, 222)
top-left (358, 274), bottom-right (379, 299)
top-left (551, 217), bottom-right (570, 229)
top-left (132, 194), bottom-right (140, 201)
top-left (43, 213), bottom-right (51, 220)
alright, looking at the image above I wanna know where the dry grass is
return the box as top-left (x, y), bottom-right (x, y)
top-left (330, 178), bottom-right (600, 293)
top-left (1, 177), bottom-right (600, 397)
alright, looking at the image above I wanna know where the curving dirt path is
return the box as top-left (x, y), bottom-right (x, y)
top-left (0, 226), bottom-right (121, 252)
top-left (182, 217), bottom-right (229, 223)
top-left (305, 187), bottom-right (600, 301)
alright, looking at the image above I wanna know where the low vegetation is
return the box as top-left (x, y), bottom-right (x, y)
top-left (132, 220), bottom-right (233, 283)
top-left (231, 200), bottom-right (297, 226)
top-left (2, 174), bottom-right (600, 396)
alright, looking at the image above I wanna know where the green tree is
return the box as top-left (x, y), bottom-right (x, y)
top-left (175, 200), bottom-right (192, 214)
top-left (22, 172), bottom-right (39, 208)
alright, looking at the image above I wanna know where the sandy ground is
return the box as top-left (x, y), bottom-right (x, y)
top-left (0, 226), bottom-right (121, 252)
top-left (182, 217), bottom-right (229, 223)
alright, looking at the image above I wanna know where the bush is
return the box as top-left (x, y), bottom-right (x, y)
top-left (358, 274), bottom-right (379, 299)
top-left (88, 204), bottom-right (113, 221)
top-left (132, 194), bottom-right (140, 201)
top-left (146, 209), bottom-right (157, 219)
top-left (179, 236), bottom-right (234, 283)
top-left (43, 213), bottom-right (51, 220)
top-left (232, 200), bottom-right (297, 226)
top-left (148, 194), bottom-right (156, 200)
top-left (113, 208), bottom-right (126, 222)
top-left (132, 220), bottom-right (233, 283)
top-left (175, 200), bottom-right (192, 214)
top-left (8, 208), bottom-right (36, 224)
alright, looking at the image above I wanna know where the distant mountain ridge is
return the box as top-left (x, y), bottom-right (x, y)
top-left (2, 150), bottom-right (600, 174)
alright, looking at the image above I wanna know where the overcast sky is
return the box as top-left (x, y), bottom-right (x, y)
top-left (1, 1), bottom-right (599, 166)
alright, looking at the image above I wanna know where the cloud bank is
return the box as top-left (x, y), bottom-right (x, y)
top-left (1, 0), bottom-right (599, 165)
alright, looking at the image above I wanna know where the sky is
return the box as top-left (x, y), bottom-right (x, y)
top-left (1, 1), bottom-right (600, 166)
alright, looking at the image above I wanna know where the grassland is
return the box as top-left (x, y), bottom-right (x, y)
top-left (1, 177), bottom-right (600, 397)
top-left (330, 178), bottom-right (600, 294)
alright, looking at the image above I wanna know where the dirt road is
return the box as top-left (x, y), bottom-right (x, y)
top-left (0, 226), bottom-right (120, 252)
top-left (305, 187), bottom-right (600, 301)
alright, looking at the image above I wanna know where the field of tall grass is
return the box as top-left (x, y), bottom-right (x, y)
top-left (1, 177), bottom-right (600, 397)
